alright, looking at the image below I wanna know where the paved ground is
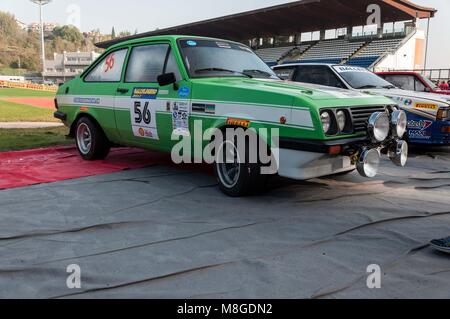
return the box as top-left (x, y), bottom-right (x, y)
top-left (0, 146), bottom-right (449, 299)
top-left (0, 122), bottom-right (63, 129)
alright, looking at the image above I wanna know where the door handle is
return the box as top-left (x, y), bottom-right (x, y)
top-left (117, 88), bottom-right (129, 94)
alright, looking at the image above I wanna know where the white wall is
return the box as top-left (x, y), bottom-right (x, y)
top-left (375, 29), bottom-right (425, 71)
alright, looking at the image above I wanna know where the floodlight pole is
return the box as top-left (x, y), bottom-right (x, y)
top-left (31, 0), bottom-right (52, 80)
top-left (424, 17), bottom-right (430, 70)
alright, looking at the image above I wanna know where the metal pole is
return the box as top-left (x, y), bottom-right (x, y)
top-left (39, 3), bottom-right (46, 80)
top-left (424, 18), bottom-right (430, 70)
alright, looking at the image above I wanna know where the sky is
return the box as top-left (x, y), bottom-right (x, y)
top-left (0, 0), bottom-right (448, 68)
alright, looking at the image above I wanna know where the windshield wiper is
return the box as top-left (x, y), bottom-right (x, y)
top-left (356, 84), bottom-right (378, 89)
top-left (243, 69), bottom-right (274, 78)
top-left (194, 68), bottom-right (252, 78)
top-left (382, 85), bottom-right (396, 89)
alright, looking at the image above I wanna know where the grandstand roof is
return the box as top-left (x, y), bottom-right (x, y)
top-left (97, 0), bottom-right (436, 49)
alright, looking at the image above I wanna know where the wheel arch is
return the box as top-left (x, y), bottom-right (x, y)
top-left (69, 112), bottom-right (101, 137)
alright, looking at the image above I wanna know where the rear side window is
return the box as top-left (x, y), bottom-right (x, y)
top-left (295, 66), bottom-right (344, 88)
top-left (274, 67), bottom-right (295, 80)
top-left (125, 44), bottom-right (170, 82)
top-left (85, 49), bottom-right (128, 82)
top-left (384, 75), bottom-right (415, 91)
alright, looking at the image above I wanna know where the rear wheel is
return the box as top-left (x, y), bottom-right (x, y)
top-left (214, 130), bottom-right (268, 197)
top-left (75, 117), bottom-right (110, 160)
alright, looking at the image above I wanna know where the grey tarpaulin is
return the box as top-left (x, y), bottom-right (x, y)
top-left (0, 147), bottom-right (449, 299)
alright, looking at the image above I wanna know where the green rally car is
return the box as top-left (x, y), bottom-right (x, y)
top-left (55, 35), bottom-right (408, 196)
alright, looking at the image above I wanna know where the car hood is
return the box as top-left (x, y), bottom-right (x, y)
top-left (363, 88), bottom-right (450, 105)
top-left (194, 77), bottom-right (380, 101)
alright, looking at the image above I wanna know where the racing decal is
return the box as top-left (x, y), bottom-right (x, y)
top-left (61, 95), bottom-right (314, 130)
top-left (408, 119), bottom-right (433, 131)
top-left (192, 103), bottom-right (216, 114)
top-left (333, 66), bottom-right (370, 73)
top-left (178, 86), bottom-right (190, 98)
top-left (73, 97), bottom-right (101, 105)
top-left (104, 53), bottom-right (115, 73)
top-left (407, 113), bottom-right (433, 140)
top-left (132, 87), bottom-right (158, 100)
top-left (414, 103), bottom-right (438, 111)
top-left (216, 41), bottom-right (232, 49)
top-left (172, 101), bottom-right (190, 136)
top-left (131, 100), bottom-right (159, 140)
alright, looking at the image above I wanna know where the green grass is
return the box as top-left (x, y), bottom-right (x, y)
top-left (0, 87), bottom-right (55, 98)
top-left (0, 126), bottom-right (73, 152)
top-left (0, 68), bottom-right (28, 76)
top-left (0, 100), bottom-right (57, 122)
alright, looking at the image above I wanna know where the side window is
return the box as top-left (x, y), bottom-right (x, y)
top-left (125, 44), bottom-right (169, 82)
top-left (85, 49), bottom-right (128, 82)
top-left (385, 75), bottom-right (414, 91)
top-left (295, 66), bottom-right (344, 88)
top-left (165, 49), bottom-right (182, 81)
top-left (274, 67), bottom-right (295, 80)
top-left (415, 79), bottom-right (426, 92)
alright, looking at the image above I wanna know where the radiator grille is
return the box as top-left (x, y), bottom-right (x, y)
top-left (350, 106), bottom-right (387, 133)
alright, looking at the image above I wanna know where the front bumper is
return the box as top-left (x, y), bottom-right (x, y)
top-left (54, 111), bottom-right (67, 121)
top-left (279, 136), bottom-right (368, 155)
top-left (278, 148), bottom-right (355, 180)
top-left (277, 136), bottom-right (407, 180)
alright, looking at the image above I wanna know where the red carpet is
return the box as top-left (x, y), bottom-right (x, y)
top-left (0, 146), bottom-right (160, 190)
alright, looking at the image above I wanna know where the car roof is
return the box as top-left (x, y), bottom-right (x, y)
top-left (376, 71), bottom-right (419, 75)
top-left (273, 63), bottom-right (338, 68)
top-left (107, 35), bottom-right (247, 50)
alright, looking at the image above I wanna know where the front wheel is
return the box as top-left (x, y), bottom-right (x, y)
top-left (214, 132), bottom-right (267, 197)
top-left (75, 117), bottom-right (110, 160)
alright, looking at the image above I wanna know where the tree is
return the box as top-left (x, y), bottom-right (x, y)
top-left (52, 25), bottom-right (84, 44)
top-left (118, 31), bottom-right (131, 38)
top-left (111, 27), bottom-right (116, 39)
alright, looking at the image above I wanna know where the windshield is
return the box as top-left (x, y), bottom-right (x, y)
top-left (178, 39), bottom-right (279, 79)
top-left (333, 65), bottom-right (395, 89)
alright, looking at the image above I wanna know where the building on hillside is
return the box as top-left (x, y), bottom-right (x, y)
top-left (28, 22), bottom-right (59, 33)
top-left (43, 51), bottom-right (100, 83)
top-left (15, 20), bottom-right (28, 31)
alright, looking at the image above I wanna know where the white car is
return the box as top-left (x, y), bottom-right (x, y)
top-left (273, 64), bottom-right (450, 145)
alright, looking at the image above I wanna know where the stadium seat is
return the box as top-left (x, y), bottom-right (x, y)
top-left (345, 56), bottom-right (380, 68)
top-left (297, 38), bottom-right (365, 61)
top-left (255, 44), bottom-right (311, 63)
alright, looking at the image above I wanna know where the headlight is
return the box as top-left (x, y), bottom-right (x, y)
top-left (321, 111), bottom-right (332, 134)
top-left (389, 140), bottom-right (408, 167)
top-left (368, 112), bottom-right (390, 142)
top-left (336, 110), bottom-right (346, 132)
top-left (437, 107), bottom-right (449, 121)
top-left (356, 148), bottom-right (381, 178)
top-left (391, 110), bottom-right (407, 138)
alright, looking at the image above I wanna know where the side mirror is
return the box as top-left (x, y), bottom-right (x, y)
top-left (424, 87), bottom-right (431, 93)
top-left (157, 72), bottom-right (178, 90)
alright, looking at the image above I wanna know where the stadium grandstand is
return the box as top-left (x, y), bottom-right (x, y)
top-left (97, 0), bottom-right (436, 71)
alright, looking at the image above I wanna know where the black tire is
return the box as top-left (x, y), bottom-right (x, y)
top-left (75, 116), bottom-right (110, 160)
top-left (214, 130), bottom-right (268, 197)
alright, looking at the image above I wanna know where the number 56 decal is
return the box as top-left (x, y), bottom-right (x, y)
top-left (130, 100), bottom-right (159, 140)
top-left (134, 101), bottom-right (152, 124)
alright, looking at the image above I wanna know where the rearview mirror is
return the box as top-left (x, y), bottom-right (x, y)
top-left (157, 72), bottom-right (178, 89)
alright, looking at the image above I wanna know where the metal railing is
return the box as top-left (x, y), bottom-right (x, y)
top-left (389, 69), bottom-right (450, 82)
